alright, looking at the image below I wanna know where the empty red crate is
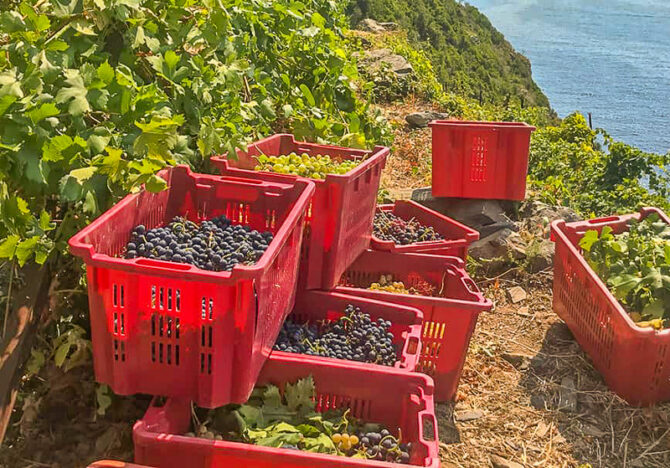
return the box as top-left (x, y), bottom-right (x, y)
top-left (429, 120), bottom-right (535, 200)
top-left (133, 354), bottom-right (439, 468)
top-left (274, 290), bottom-right (423, 371)
top-left (371, 200), bottom-right (479, 258)
top-left (211, 134), bottom-right (389, 289)
top-left (69, 166), bottom-right (314, 408)
top-left (334, 250), bottom-right (492, 401)
top-left (551, 207), bottom-right (670, 406)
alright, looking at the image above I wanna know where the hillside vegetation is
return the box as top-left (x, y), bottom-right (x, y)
top-left (347, 0), bottom-right (550, 108)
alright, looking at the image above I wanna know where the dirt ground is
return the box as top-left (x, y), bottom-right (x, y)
top-left (440, 272), bottom-right (670, 468)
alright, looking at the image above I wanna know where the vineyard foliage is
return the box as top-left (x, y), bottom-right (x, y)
top-left (0, 0), bottom-right (389, 266)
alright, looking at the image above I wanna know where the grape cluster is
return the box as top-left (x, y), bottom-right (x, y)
top-left (368, 275), bottom-right (437, 297)
top-left (330, 430), bottom-right (411, 463)
top-left (254, 152), bottom-right (360, 179)
top-left (274, 304), bottom-right (398, 366)
top-left (357, 430), bottom-right (411, 463)
top-left (373, 211), bottom-right (442, 245)
top-left (124, 215), bottom-right (273, 272)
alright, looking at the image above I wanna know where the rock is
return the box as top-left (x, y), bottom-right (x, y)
top-left (455, 409), bottom-right (484, 422)
top-left (479, 221), bottom-right (519, 239)
top-left (409, 192), bottom-right (512, 226)
top-left (502, 351), bottom-right (533, 369)
top-left (530, 393), bottom-right (548, 410)
top-left (469, 229), bottom-right (526, 261)
top-left (521, 200), bottom-right (581, 224)
top-left (526, 239), bottom-right (555, 272)
top-left (507, 286), bottom-right (527, 304)
top-left (558, 376), bottom-right (578, 413)
top-left (358, 18), bottom-right (386, 33)
top-left (405, 111), bottom-right (450, 128)
top-left (379, 21), bottom-right (398, 30)
top-left (490, 455), bottom-right (524, 468)
top-left (535, 421), bottom-right (550, 438)
top-left (361, 48), bottom-right (413, 76)
top-left (516, 306), bottom-right (532, 317)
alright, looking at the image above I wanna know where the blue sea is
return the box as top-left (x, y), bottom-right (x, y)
top-left (467, 0), bottom-right (670, 154)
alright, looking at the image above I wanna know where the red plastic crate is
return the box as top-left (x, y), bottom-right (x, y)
top-left (551, 207), bottom-right (670, 406)
top-left (88, 461), bottom-right (153, 468)
top-left (69, 166), bottom-right (314, 408)
top-left (429, 120), bottom-right (535, 200)
top-left (133, 354), bottom-right (439, 468)
top-left (334, 250), bottom-right (492, 401)
top-left (371, 200), bottom-right (479, 258)
top-left (274, 290), bottom-right (423, 371)
top-left (211, 134), bottom-right (389, 289)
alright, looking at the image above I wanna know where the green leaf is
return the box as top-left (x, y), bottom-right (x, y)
top-left (16, 236), bottom-right (39, 267)
top-left (0, 95), bottom-right (17, 115)
top-left (97, 61), bottom-right (115, 85)
top-left (96, 384), bottom-right (112, 416)
top-left (72, 18), bottom-right (96, 35)
top-left (0, 235), bottom-right (20, 259)
top-left (311, 12), bottom-right (326, 28)
top-left (164, 50), bottom-right (180, 72)
top-left (43, 135), bottom-right (73, 162)
top-left (27, 103), bottom-right (60, 124)
top-left (69, 166), bottom-right (98, 183)
top-left (285, 375), bottom-right (315, 412)
top-left (302, 433), bottom-right (337, 453)
top-left (299, 84), bottom-right (316, 107)
top-left (55, 70), bottom-right (90, 116)
top-left (643, 299), bottom-right (665, 320)
top-left (39, 211), bottom-right (54, 232)
top-left (578, 229), bottom-right (600, 252)
top-left (144, 174), bottom-right (168, 192)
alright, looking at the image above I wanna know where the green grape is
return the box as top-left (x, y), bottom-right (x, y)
top-left (254, 152), bottom-right (361, 179)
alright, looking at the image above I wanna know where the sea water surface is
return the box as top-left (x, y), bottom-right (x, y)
top-left (467, 0), bottom-right (670, 154)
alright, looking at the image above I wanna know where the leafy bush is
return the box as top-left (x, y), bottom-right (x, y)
top-left (528, 114), bottom-right (670, 216)
top-left (0, 0), bottom-right (390, 266)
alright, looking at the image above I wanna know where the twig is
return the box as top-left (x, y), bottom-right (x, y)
top-left (632, 427), bottom-right (670, 463)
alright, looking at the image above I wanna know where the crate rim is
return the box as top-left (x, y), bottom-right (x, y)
top-left (133, 353), bottom-right (439, 468)
top-left (427, 120), bottom-right (536, 131)
top-left (274, 289), bottom-right (424, 371)
top-left (68, 165), bottom-right (315, 282)
top-left (551, 206), bottom-right (670, 337)
top-left (211, 133), bottom-right (391, 184)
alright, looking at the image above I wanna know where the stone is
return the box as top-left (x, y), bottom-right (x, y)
top-left (502, 351), bottom-right (533, 369)
top-left (490, 455), bottom-right (524, 468)
top-left (358, 18), bottom-right (386, 33)
top-left (361, 48), bottom-right (413, 76)
top-left (378, 21), bottom-right (399, 30)
top-left (454, 409), bottom-right (484, 422)
top-left (469, 228), bottom-right (526, 261)
top-left (526, 239), bottom-right (555, 273)
top-left (507, 286), bottom-right (527, 304)
top-left (521, 200), bottom-right (581, 224)
top-left (405, 111), bottom-right (450, 128)
top-left (535, 421), bottom-right (550, 438)
top-left (530, 393), bottom-right (548, 410)
top-left (516, 306), bottom-right (532, 317)
top-left (558, 376), bottom-right (578, 413)
top-left (408, 192), bottom-right (512, 228)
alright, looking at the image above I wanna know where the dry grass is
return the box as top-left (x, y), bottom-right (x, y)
top-left (439, 270), bottom-right (670, 468)
top-left (378, 98), bottom-right (436, 197)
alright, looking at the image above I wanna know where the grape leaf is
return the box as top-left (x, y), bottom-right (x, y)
top-left (0, 234), bottom-right (20, 258)
top-left (27, 103), bottom-right (60, 123)
top-left (284, 374), bottom-right (315, 413)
